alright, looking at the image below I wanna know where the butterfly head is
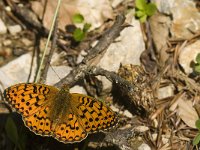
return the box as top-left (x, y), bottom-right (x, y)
top-left (60, 84), bottom-right (70, 93)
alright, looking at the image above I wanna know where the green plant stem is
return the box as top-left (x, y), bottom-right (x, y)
top-left (35, 0), bottom-right (62, 83)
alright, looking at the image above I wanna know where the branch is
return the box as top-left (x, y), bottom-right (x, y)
top-left (54, 14), bottom-right (126, 87)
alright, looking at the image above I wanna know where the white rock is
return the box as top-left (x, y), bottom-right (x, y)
top-left (3, 40), bottom-right (11, 46)
top-left (77, 50), bottom-right (87, 63)
top-left (138, 143), bottom-right (151, 150)
top-left (179, 40), bottom-right (200, 74)
top-left (162, 135), bottom-right (169, 144)
top-left (110, 105), bottom-right (119, 112)
top-left (0, 18), bottom-right (7, 34)
top-left (152, 0), bottom-right (174, 15)
top-left (46, 65), bottom-right (71, 85)
top-left (154, 0), bottom-right (200, 39)
top-left (21, 38), bottom-right (32, 46)
top-left (97, 10), bottom-right (145, 90)
top-left (32, 0), bottom-right (113, 31)
top-left (135, 126), bottom-right (149, 132)
top-left (0, 53), bottom-right (37, 89)
top-left (8, 25), bottom-right (22, 35)
top-left (77, 0), bottom-right (114, 30)
top-left (99, 11), bottom-right (144, 70)
top-left (0, 53), bottom-right (71, 89)
top-left (111, 0), bottom-right (123, 8)
top-left (123, 110), bottom-right (133, 118)
top-left (157, 84), bottom-right (174, 99)
top-left (152, 133), bottom-right (157, 141)
top-left (171, 0), bottom-right (200, 39)
top-left (70, 85), bottom-right (87, 94)
top-left (5, 6), bottom-right (11, 12)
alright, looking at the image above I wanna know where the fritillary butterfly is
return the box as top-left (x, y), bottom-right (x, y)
top-left (3, 83), bottom-right (118, 143)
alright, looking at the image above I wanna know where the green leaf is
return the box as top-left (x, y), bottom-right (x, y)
top-left (135, 0), bottom-right (147, 10)
top-left (194, 64), bottom-right (200, 73)
top-left (139, 14), bottom-right (147, 23)
top-left (145, 3), bottom-right (157, 16)
top-left (196, 53), bottom-right (200, 64)
top-left (196, 119), bottom-right (200, 130)
top-left (72, 13), bottom-right (84, 23)
top-left (83, 23), bottom-right (91, 32)
top-left (5, 117), bottom-right (19, 145)
top-left (135, 10), bottom-right (145, 18)
top-left (73, 28), bottom-right (85, 42)
top-left (193, 133), bottom-right (200, 145)
top-left (18, 133), bottom-right (26, 150)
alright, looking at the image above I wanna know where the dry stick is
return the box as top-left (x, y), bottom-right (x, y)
top-left (39, 16), bottom-right (59, 83)
top-left (9, 2), bottom-right (48, 35)
top-left (41, 0), bottom-right (48, 21)
top-left (88, 67), bottom-right (134, 93)
top-left (146, 21), bottom-right (157, 62)
top-left (27, 35), bottom-right (37, 82)
top-left (54, 14), bottom-right (126, 88)
top-left (8, 2), bottom-right (69, 51)
top-left (5, 0), bottom-right (27, 29)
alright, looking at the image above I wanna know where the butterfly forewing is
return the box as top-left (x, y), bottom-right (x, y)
top-left (4, 83), bottom-right (59, 117)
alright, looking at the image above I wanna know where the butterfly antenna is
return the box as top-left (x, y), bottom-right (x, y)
top-left (50, 65), bottom-right (61, 80)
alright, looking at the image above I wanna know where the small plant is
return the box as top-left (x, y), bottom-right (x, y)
top-left (72, 13), bottom-right (91, 42)
top-left (135, 0), bottom-right (157, 22)
top-left (194, 53), bottom-right (200, 74)
top-left (193, 119), bottom-right (200, 145)
top-left (5, 117), bottom-right (26, 150)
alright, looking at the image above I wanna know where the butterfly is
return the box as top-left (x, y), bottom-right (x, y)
top-left (3, 83), bottom-right (118, 143)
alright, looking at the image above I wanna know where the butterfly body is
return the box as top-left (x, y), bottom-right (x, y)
top-left (4, 83), bottom-right (117, 143)
top-left (48, 86), bottom-right (71, 124)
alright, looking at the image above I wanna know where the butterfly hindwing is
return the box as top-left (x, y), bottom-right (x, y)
top-left (23, 105), bottom-right (53, 136)
top-left (71, 94), bottom-right (118, 133)
top-left (53, 110), bottom-right (88, 143)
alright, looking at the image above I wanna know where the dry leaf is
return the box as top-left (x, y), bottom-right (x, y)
top-left (177, 98), bottom-right (198, 128)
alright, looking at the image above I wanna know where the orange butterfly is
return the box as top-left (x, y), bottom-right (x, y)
top-left (4, 83), bottom-right (118, 143)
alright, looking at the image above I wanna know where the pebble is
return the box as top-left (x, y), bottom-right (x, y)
top-left (0, 18), bottom-right (7, 34)
top-left (3, 40), bottom-right (12, 46)
top-left (21, 38), bottom-right (32, 46)
top-left (7, 25), bottom-right (22, 35)
top-left (138, 143), bottom-right (151, 150)
top-left (157, 84), bottom-right (175, 99)
top-left (179, 40), bottom-right (200, 74)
